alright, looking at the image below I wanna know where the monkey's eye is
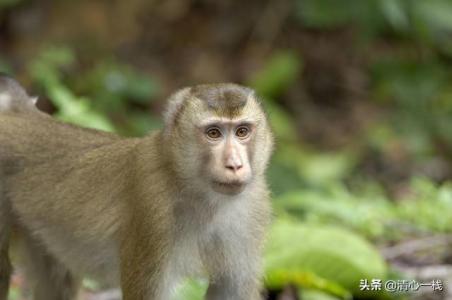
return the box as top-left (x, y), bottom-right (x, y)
top-left (236, 126), bottom-right (250, 139)
top-left (206, 127), bottom-right (222, 139)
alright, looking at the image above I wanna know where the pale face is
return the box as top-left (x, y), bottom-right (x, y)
top-left (198, 116), bottom-right (255, 195)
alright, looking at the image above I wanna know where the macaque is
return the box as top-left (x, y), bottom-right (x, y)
top-left (0, 75), bottom-right (274, 300)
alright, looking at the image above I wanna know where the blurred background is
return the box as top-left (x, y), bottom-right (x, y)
top-left (1, 0), bottom-right (452, 299)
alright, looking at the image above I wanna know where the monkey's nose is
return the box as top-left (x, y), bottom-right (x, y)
top-left (225, 159), bottom-right (243, 172)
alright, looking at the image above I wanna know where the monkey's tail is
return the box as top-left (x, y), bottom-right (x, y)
top-left (0, 74), bottom-right (38, 113)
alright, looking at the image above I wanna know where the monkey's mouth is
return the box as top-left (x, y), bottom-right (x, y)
top-left (212, 180), bottom-right (244, 188)
top-left (211, 180), bottom-right (246, 195)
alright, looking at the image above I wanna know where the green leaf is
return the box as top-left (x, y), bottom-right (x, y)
top-left (46, 82), bottom-right (115, 132)
top-left (171, 279), bottom-right (207, 300)
top-left (249, 51), bottom-right (301, 100)
top-left (266, 269), bottom-right (351, 299)
top-left (300, 288), bottom-right (344, 300)
top-left (265, 220), bottom-right (387, 297)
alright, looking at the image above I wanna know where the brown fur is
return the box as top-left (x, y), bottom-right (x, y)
top-left (0, 78), bottom-right (273, 300)
top-left (191, 84), bottom-right (251, 118)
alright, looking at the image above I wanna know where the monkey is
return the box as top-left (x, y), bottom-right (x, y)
top-left (0, 75), bottom-right (274, 300)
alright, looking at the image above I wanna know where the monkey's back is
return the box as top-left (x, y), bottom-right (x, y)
top-left (0, 111), bottom-right (149, 282)
top-left (0, 111), bottom-right (119, 164)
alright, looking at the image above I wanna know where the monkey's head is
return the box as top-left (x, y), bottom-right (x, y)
top-left (163, 83), bottom-right (274, 196)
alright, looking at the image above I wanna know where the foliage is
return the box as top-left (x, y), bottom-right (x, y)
top-left (265, 220), bottom-right (387, 299)
top-left (250, 50), bottom-right (301, 101)
top-left (72, 59), bottom-right (161, 136)
top-left (275, 178), bottom-right (452, 242)
top-left (27, 46), bottom-right (160, 136)
top-left (29, 46), bottom-right (116, 132)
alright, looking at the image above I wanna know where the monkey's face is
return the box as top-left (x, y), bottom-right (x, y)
top-left (166, 84), bottom-right (274, 196)
top-left (199, 118), bottom-right (254, 195)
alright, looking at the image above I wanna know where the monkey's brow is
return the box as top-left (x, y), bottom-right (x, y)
top-left (199, 118), bottom-right (256, 127)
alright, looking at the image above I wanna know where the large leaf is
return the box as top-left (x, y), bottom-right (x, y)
top-left (265, 220), bottom-right (387, 298)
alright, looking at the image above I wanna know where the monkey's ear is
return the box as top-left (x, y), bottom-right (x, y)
top-left (0, 74), bottom-right (36, 111)
top-left (163, 87), bottom-right (191, 133)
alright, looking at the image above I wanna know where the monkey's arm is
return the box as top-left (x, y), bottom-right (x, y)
top-left (119, 175), bottom-right (175, 300)
top-left (119, 217), bottom-right (172, 300)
